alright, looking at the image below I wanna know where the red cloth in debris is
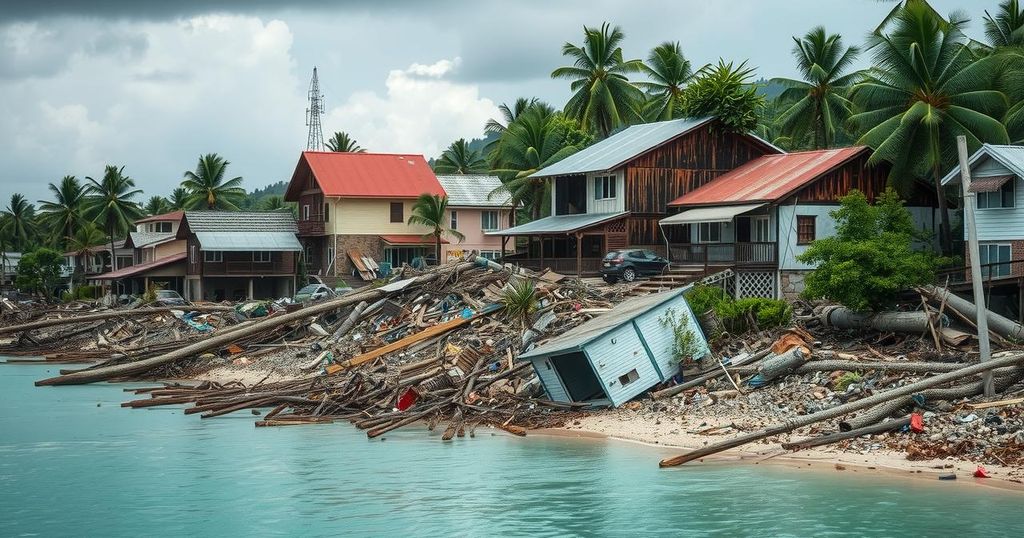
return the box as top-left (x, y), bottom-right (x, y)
top-left (910, 413), bottom-right (925, 433)
top-left (974, 466), bottom-right (990, 478)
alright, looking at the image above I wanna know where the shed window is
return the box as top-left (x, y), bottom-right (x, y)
top-left (204, 250), bottom-right (223, 263)
top-left (594, 175), bottom-right (617, 200)
top-left (617, 369), bottom-right (640, 386)
top-left (796, 216), bottom-right (816, 245)
top-left (390, 202), bottom-right (404, 223)
top-left (977, 179), bottom-right (1015, 209)
top-left (481, 210), bottom-right (499, 231)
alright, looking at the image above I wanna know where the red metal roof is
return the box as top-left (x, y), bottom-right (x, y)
top-left (136, 210), bottom-right (184, 224)
top-left (93, 252), bottom-right (187, 280)
top-left (286, 152), bottom-right (445, 200)
top-left (669, 146), bottom-right (870, 207)
top-left (380, 234), bottom-right (449, 245)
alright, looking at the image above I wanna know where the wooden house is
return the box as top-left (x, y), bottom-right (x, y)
top-left (518, 288), bottom-right (709, 407)
top-left (490, 117), bottom-right (780, 275)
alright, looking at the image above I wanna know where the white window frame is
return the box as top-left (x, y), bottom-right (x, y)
top-left (252, 251), bottom-right (271, 263)
top-left (478, 250), bottom-right (501, 261)
top-left (481, 210), bottom-right (499, 231)
top-left (190, 245), bottom-right (196, 262)
top-left (593, 174), bottom-right (617, 200)
top-left (753, 216), bottom-right (770, 243)
top-left (450, 210), bottom-right (458, 230)
top-left (698, 222), bottom-right (722, 243)
top-left (302, 204), bottom-right (311, 221)
top-left (153, 221), bottom-right (171, 233)
top-left (204, 250), bottom-right (223, 263)
top-left (977, 177), bottom-right (1016, 209)
top-left (979, 243), bottom-right (1012, 278)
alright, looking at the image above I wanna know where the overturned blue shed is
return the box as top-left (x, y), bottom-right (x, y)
top-left (520, 287), bottom-right (710, 407)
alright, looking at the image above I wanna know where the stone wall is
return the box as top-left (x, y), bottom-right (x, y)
top-left (333, 234), bottom-right (383, 275)
top-left (779, 270), bottom-right (807, 301)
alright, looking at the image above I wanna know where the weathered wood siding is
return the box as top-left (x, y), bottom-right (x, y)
top-left (624, 125), bottom-right (777, 244)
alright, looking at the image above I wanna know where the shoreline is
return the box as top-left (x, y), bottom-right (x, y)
top-left (533, 414), bottom-right (1024, 494)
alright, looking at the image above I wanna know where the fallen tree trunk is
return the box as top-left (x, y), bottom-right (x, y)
top-left (327, 300), bottom-right (367, 343)
top-left (755, 348), bottom-right (806, 384)
top-left (782, 416), bottom-right (911, 450)
top-left (818, 306), bottom-right (938, 333)
top-left (658, 351), bottom-right (1024, 467)
top-left (838, 366), bottom-right (1024, 431)
top-left (921, 285), bottom-right (1024, 341)
top-left (36, 262), bottom-right (481, 386)
top-left (0, 306), bottom-right (235, 337)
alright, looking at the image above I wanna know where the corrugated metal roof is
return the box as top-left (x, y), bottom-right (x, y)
top-left (435, 175), bottom-right (511, 207)
top-left (380, 234), bottom-right (448, 245)
top-left (487, 212), bottom-right (628, 236)
top-left (184, 211), bottom-right (298, 233)
top-left (969, 174), bottom-right (1014, 193)
top-left (195, 232), bottom-right (303, 252)
top-left (941, 144), bottom-right (1024, 186)
top-left (135, 210), bottom-right (184, 224)
top-left (93, 252), bottom-right (187, 280)
top-left (669, 146), bottom-right (869, 206)
top-left (530, 118), bottom-right (714, 178)
top-left (520, 288), bottom-right (689, 359)
top-left (287, 152), bottom-right (445, 200)
top-left (660, 203), bottom-right (766, 225)
top-left (128, 231), bottom-right (175, 248)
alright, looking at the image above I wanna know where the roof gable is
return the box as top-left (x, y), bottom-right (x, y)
top-left (135, 210), bottom-right (184, 225)
top-left (286, 151), bottom-right (445, 200)
top-left (669, 146), bottom-right (870, 206)
top-left (941, 144), bottom-right (1024, 186)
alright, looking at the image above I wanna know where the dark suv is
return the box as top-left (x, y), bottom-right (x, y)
top-left (600, 250), bottom-right (669, 283)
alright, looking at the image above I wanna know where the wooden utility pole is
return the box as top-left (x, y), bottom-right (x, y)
top-left (957, 135), bottom-right (995, 397)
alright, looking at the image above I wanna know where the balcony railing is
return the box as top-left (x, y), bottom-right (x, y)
top-left (202, 261), bottom-right (294, 275)
top-left (298, 212), bottom-right (327, 235)
top-left (506, 257), bottom-right (604, 275)
top-left (668, 242), bottom-right (778, 267)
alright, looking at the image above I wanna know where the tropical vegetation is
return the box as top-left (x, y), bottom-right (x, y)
top-left (433, 139), bottom-right (488, 174)
top-left (326, 131), bottom-right (366, 153)
top-left (181, 153), bottom-right (246, 210)
top-left (407, 194), bottom-right (465, 261)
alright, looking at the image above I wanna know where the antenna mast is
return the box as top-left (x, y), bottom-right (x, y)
top-left (306, 67), bottom-right (325, 150)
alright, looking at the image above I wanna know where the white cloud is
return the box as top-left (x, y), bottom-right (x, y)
top-left (325, 57), bottom-right (497, 158)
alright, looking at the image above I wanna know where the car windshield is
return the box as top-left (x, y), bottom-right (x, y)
top-left (603, 251), bottom-right (621, 260)
top-left (155, 290), bottom-right (179, 298)
top-left (297, 285), bottom-right (322, 294)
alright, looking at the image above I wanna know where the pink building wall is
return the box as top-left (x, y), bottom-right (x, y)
top-left (442, 207), bottom-right (512, 261)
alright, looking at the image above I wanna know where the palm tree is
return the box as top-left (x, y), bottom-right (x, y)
top-left (637, 41), bottom-right (693, 121)
top-left (84, 165), bottom-right (143, 271)
top-left (849, 3), bottom-right (1009, 254)
top-left (984, 0), bottom-right (1024, 48)
top-left (485, 98), bottom-right (551, 136)
top-left (37, 175), bottom-right (86, 250)
top-left (325, 131), bottom-right (366, 153)
top-left (407, 194), bottom-right (464, 262)
top-left (1, 194), bottom-right (38, 251)
top-left (771, 27), bottom-right (860, 149)
top-left (551, 22), bottom-right (644, 138)
top-left (167, 187), bottom-right (189, 211)
top-left (144, 196), bottom-right (170, 216)
top-left (434, 139), bottom-right (488, 174)
top-left (491, 108), bottom-right (584, 220)
top-left (181, 153), bottom-right (245, 210)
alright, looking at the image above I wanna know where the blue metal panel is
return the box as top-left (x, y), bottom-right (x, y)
top-left (633, 295), bottom-right (709, 380)
top-left (583, 323), bottom-right (660, 407)
top-left (529, 358), bottom-right (570, 403)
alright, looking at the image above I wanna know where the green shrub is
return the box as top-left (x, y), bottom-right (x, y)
top-left (685, 285), bottom-right (728, 316)
top-left (685, 285), bottom-right (792, 334)
top-left (72, 285), bottom-right (98, 301)
top-left (658, 307), bottom-right (704, 364)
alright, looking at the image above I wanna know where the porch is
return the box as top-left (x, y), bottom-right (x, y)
top-left (491, 212), bottom-right (629, 276)
top-left (667, 242), bottom-right (778, 268)
top-left (660, 203), bottom-right (779, 270)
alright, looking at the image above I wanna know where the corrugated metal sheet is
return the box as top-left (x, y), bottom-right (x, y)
top-left (291, 152), bottom-right (445, 199)
top-left (530, 117), bottom-right (714, 178)
top-left (380, 234), bottom-right (448, 245)
top-left (184, 211), bottom-right (298, 233)
top-left (660, 203), bottom-right (765, 225)
top-left (669, 146), bottom-right (869, 206)
top-left (941, 144), bottom-right (1024, 186)
top-left (195, 232), bottom-right (302, 252)
top-left (435, 175), bottom-right (511, 207)
top-left (520, 288), bottom-right (689, 359)
top-left (487, 212), bottom-right (628, 236)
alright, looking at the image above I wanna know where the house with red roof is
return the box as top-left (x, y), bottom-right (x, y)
top-left (662, 146), bottom-right (938, 299)
top-left (285, 152), bottom-right (449, 279)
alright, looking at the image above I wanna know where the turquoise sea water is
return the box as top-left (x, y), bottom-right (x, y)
top-left (1, 363), bottom-right (1021, 537)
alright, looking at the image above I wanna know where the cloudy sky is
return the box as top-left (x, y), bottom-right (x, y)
top-left (0, 0), bottom-right (993, 206)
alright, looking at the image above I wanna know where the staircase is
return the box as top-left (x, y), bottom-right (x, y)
top-left (630, 265), bottom-right (710, 294)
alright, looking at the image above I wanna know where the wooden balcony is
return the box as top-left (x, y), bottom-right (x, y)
top-left (668, 242), bottom-right (778, 268)
top-left (298, 212), bottom-right (327, 236)
top-left (202, 260), bottom-right (294, 276)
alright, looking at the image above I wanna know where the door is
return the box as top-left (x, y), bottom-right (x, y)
top-left (736, 216), bottom-right (751, 243)
top-left (549, 351), bottom-right (606, 402)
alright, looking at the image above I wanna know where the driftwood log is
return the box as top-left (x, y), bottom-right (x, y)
top-left (0, 306), bottom-right (235, 337)
top-left (781, 416), bottom-right (911, 450)
top-left (921, 285), bottom-right (1024, 341)
top-left (658, 351), bottom-right (1024, 467)
top-left (818, 306), bottom-right (939, 333)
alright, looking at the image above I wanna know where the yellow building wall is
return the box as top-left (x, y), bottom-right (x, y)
top-left (331, 198), bottom-right (433, 236)
top-left (154, 239), bottom-right (187, 259)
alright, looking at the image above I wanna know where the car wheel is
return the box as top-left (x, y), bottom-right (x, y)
top-left (622, 268), bottom-right (637, 282)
